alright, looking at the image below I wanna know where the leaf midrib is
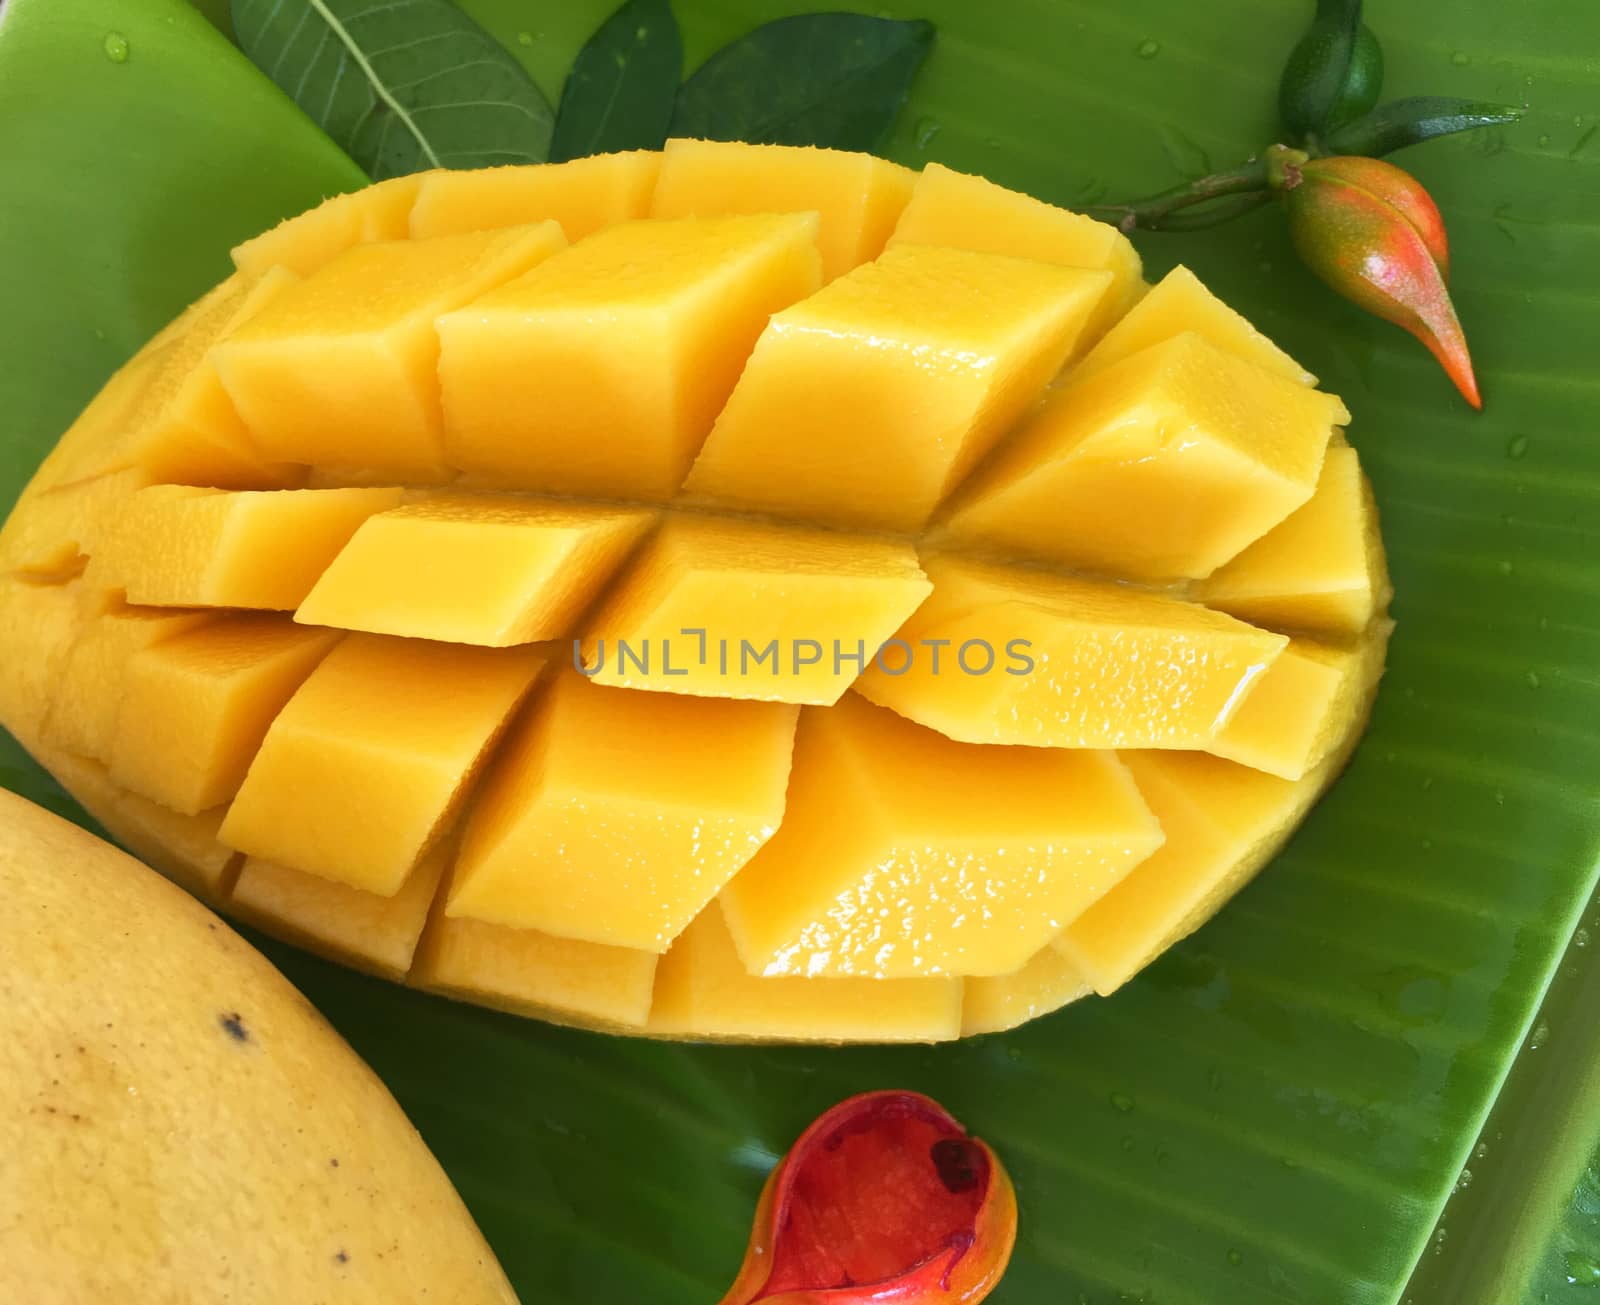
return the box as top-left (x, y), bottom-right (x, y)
top-left (304, 0), bottom-right (442, 168)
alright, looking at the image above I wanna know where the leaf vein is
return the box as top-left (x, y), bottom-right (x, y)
top-left (302, 0), bottom-right (443, 169)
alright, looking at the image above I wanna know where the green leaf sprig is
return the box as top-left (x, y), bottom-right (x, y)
top-left (231, 0), bottom-right (555, 177)
top-left (235, 1), bottom-right (934, 180)
top-left (1083, 0), bottom-right (1523, 408)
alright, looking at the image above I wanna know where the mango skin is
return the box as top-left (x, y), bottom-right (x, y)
top-left (0, 789), bottom-right (517, 1305)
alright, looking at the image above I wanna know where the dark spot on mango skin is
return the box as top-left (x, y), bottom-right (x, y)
top-left (219, 1012), bottom-right (250, 1043)
top-left (335, 1249), bottom-right (350, 1264)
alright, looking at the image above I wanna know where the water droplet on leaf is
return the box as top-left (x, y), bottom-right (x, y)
top-left (1136, 39), bottom-right (1161, 59)
top-left (1507, 433), bottom-right (1529, 458)
top-left (1111, 1091), bottom-right (1135, 1113)
top-left (517, 30), bottom-right (535, 46)
top-left (1451, 50), bottom-right (1471, 66)
top-left (1227, 1248), bottom-right (1243, 1266)
top-left (103, 31), bottom-right (129, 63)
top-left (914, 116), bottom-right (942, 150)
top-left (1564, 1251), bottom-right (1600, 1286)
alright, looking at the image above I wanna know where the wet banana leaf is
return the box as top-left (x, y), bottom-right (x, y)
top-left (3, 0), bottom-right (1597, 1301)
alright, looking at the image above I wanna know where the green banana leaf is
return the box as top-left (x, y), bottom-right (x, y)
top-left (4, 0), bottom-right (1598, 1300)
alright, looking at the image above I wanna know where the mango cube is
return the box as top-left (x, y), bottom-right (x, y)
top-left (230, 839), bottom-right (451, 980)
top-left (217, 224), bottom-right (567, 481)
top-left (26, 339), bottom-right (173, 492)
top-left (231, 175), bottom-right (425, 278)
top-left (720, 695), bottom-right (1164, 979)
top-left (0, 469), bottom-right (152, 581)
top-left (649, 903), bottom-right (963, 1043)
top-left (0, 579), bottom-right (93, 744)
top-left (940, 332), bottom-right (1348, 579)
top-left (650, 139), bottom-right (915, 281)
top-left (43, 750), bottom-right (239, 897)
top-left (45, 606), bottom-right (218, 762)
top-left (1071, 264), bottom-right (1314, 387)
top-left (297, 494), bottom-right (656, 646)
top-left (409, 152), bottom-right (660, 240)
top-left (447, 669), bottom-right (798, 951)
top-left (60, 273), bottom-right (308, 490)
top-left (413, 914), bottom-right (658, 1029)
top-left (86, 485), bottom-right (404, 610)
top-left (856, 554), bottom-right (1286, 749)
top-left (961, 944), bottom-right (1091, 1036)
top-left (1057, 752), bottom-right (1309, 995)
top-left (1059, 621), bottom-right (1389, 993)
top-left (1197, 440), bottom-right (1389, 635)
top-left (887, 162), bottom-right (1143, 340)
top-left (1207, 638), bottom-right (1368, 780)
top-left (580, 513), bottom-right (931, 705)
top-left (438, 214), bottom-right (822, 499)
top-left (218, 636), bottom-right (544, 894)
top-left (108, 616), bottom-right (343, 814)
top-left (683, 244), bottom-right (1111, 531)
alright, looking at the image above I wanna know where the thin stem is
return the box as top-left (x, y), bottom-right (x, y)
top-left (1082, 158), bottom-right (1269, 232)
top-left (1139, 191), bottom-right (1275, 232)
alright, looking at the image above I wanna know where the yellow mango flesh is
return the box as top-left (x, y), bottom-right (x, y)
top-left (581, 512), bottom-right (932, 705)
top-left (1059, 622), bottom-right (1387, 994)
top-left (297, 494), bottom-right (657, 646)
top-left (22, 342), bottom-right (174, 493)
top-left (1072, 264), bottom-right (1315, 387)
top-left (99, 270), bottom-right (309, 489)
top-left (650, 138), bottom-right (915, 281)
top-left (0, 580), bottom-right (89, 742)
top-left (231, 839), bottom-right (451, 981)
top-left (720, 694), bottom-right (1164, 979)
top-left (1197, 440), bottom-right (1390, 635)
top-left (87, 485), bottom-right (403, 610)
top-left (218, 637), bottom-right (543, 895)
top-left (962, 944), bottom-right (1091, 1036)
top-left (217, 224), bottom-right (567, 481)
top-left (41, 750), bottom-right (240, 897)
top-left (439, 214), bottom-right (822, 499)
top-left (0, 153), bottom-right (1391, 1044)
top-left (857, 554), bottom-right (1286, 749)
top-left (230, 174), bottom-right (426, 278)
top-left (943, 332), bottom-right (1346, 579)
top-left (409, 151), bottom-right (660, 240)
top-left (1058, 754), bottom-right (1309, 995)
top-left (46, 606), bottom-right (218, 763)
top-left (414, 909), bottom-right (659, 1030)
top-left (1207, 637), bottom-right (1365, 780)
top-left (887, 161), bottom-right (1143, 339)
top-left (55, 272), bottom-right (308, 491)
top-left (650, 903), bottom-right (962, 1043)
top-left (108, 616), bottom-right (342, 815)
top-left (447, 669), bottom-right (797, 950)
top-left (683, 243), bottom-right (1111, 532)
top-left (0, 470), bottom-right (151, 581)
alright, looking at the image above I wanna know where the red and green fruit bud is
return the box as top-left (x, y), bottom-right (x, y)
top-left (1284, 155), bottom-right (1480, 408)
